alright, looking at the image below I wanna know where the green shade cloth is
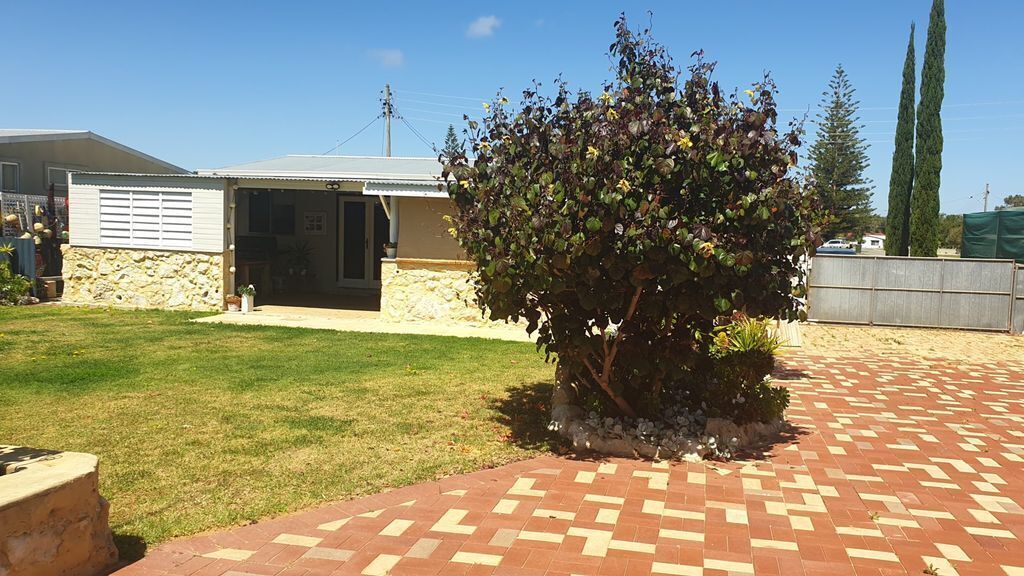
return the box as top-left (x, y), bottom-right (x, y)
top-left (962, 208), bottom-right (1024, 262)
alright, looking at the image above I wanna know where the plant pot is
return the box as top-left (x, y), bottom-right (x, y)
top-left (241, 294), bottom-right (254, 314)
top-left (385, 247), bottom-right (397, 258)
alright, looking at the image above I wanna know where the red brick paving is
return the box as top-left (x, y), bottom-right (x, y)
top-left (113, 354), bottom-right (1024, 575)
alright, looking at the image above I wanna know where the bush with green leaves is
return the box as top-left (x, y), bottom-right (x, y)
top-left (687, 315), bottom-right (789, 424)
top-left (443, 17), bottom-right (818, 419)
top-left (0, 260), bottom-right (31, 305)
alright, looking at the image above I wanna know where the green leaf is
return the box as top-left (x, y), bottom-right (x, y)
top-left (714, 297), bottom-right (731, 312)
top-left (586, 217), bottom-right (602, 232)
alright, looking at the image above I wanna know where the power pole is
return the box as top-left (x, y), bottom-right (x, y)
top-left (383, 83), bottom-right (399, 246)
top-left (383, 83), bottom-right (392, 158)
top-left (983, 183), bottom-right (989, 212)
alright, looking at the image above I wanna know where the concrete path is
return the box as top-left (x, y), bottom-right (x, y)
top-left (194, 305), bottom-right (532, 342)
top-left (114, 353), bottom-right (1024, 575)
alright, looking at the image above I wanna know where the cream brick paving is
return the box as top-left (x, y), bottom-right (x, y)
top-left (114, 352), bottom-right (1024, 576)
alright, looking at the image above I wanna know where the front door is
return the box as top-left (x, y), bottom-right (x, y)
top-left (337, 197), bottom-right (388, 288)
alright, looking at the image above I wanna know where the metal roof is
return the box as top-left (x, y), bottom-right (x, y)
top-left (0, 129), bottom-right (187, 173)
top-left (197, 155), bottom-right (444, 184)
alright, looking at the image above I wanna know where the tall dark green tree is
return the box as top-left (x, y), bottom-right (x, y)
top-left (807, 65), bottom-right (874, 240)
top-left (909, 0), bottom-right (945, 256)
top-left (885, 24), bottom-right (916, 256)
top-left (441, 124), bottom-right (464, 160)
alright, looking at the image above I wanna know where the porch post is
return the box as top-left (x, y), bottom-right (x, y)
top-left (389, 196), bottom-right (399, 244)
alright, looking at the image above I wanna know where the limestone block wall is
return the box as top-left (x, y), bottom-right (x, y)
top-left (62, 246), bottom-right (224, 311)
top-left (380, 258), bottom-right (489, 324)
top-left (0, 446), bottom-right (118, 576)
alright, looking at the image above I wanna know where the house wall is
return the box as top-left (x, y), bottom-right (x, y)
top-left (396, 197), bottom-right (462, 259)
top-left (63, 174), bottom-right (228, 311)
top-left (61, 246), bottom-right (225, 310)
top-left (380, 258), bottom-right (486, 324)
top-left (0, 138), bottom-right (182, 196)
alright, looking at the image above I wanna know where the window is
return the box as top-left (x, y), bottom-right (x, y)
top-left (100, 190), bottom-right (193, 249)
top-left (47, 166), bottom-right (77, 191)
top-left (248, 191), bottom-right (271, 233)
top-left (1, 162), bottom-right (19, 193)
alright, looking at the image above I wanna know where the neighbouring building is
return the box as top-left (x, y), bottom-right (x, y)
top-left (62, 155), bottom-right (483, 324)
top-left (0, 129), bottom-right (186, 234)
top-left (860, 233), bottom-right (885, 252)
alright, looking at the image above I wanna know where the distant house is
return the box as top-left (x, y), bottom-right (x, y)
top-left (860, 233), bottom-right (885, 251)
top-left (63, 155), bottom-right (485, 322)
top-left (1, 129), bottom-right (186, 235)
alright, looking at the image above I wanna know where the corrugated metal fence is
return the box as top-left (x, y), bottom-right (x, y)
top-left (808, 255), bottom-right (1023, 333)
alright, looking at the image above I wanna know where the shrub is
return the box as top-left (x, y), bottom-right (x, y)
top-left (0, 261), bottom-right (31, 305)
top-left (443, 16), bottom-right (818, 419)
top-left (688, 316), bottom-right (789, 424)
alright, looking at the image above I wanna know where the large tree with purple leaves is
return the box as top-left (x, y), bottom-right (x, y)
top-left (443, 17), bottom-right (819, 417)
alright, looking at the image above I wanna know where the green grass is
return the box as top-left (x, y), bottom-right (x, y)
top-left (0, 306), bottom-right (558, 559)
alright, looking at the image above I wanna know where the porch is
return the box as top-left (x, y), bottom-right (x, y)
top-left (231, 184), bottom-right (391, 310)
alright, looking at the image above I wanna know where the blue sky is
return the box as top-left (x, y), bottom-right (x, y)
top-left (5, 1), bottom-right (1022, 215)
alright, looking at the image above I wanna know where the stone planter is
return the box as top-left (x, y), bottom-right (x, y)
top-left (549, 371), bottom-right (784, 461)
top-left (0, 446), bottom-right (118, 576)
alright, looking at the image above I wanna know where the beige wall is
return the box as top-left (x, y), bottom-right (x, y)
top-left (0, 138), bottom-right (182, 197)
top-left (397, 197), bottom-right (463, 260)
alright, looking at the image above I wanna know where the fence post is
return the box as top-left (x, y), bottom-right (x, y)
top-left (868, 256), bottom-right (878, 326)
top-left (1011, 264), bottom-right (1019, 334)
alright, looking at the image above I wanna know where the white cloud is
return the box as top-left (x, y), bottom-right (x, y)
top-left (367, 48), bottom-right (405, 68)
top-left (466, 15), bottom-right (501, 38)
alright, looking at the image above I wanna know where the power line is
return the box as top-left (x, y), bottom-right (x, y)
top-left (399, 107), bottom-right (467, 118)
top-left (405, 116), bottom-right (458, 125)
top-left (399, 115), bottom-right (437, 153)
top-left (399, 88), bottom-right (489, 102)
top-left (399, 97), bottom-right (478, 110)
top-left (322, 113), bottom-right (383, 155)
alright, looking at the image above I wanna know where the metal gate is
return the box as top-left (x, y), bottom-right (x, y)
top-left (808, 255), bottom-right (1021, 333)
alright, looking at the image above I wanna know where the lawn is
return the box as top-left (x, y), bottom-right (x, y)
top-left (0, 306), bottom-right (557, 559)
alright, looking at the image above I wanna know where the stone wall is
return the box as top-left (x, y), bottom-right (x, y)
top-left (380, 258), bottom-right (489, 324)
top-left (0, 446), bottom-right (118, 576)
top-left (62, 246), bottom-right (224, 311)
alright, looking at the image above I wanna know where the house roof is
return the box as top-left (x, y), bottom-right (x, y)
top-left (0, 129), bottom-right (187, 173)
top-left (197, 155), bottom-right (445, 185)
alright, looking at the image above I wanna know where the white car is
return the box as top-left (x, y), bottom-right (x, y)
top-left (822, 239), bottom-right (853, 249)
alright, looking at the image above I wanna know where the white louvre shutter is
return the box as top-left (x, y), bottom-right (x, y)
top-left (99, 190), bottom-right (194, 249)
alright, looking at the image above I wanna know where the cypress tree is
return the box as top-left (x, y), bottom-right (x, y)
top-left (807, 65), bottom-right (875, 240)
top-left (885, 24), bottom-right (916, 256)
top-left (441, 124), bottom-right (464, 160)
top-left (909, 0), bottom-right (945, 257)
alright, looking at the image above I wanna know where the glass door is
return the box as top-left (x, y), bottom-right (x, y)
top-left (338, 197), bottom-right (386, 288)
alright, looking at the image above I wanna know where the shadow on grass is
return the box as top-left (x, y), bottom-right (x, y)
top-left (488, 380), bottom-right (567, 453)
top-left (110, 533), bottom-right (147, 570)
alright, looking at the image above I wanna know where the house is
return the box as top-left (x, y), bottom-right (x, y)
top-left (1, 129), bottom-right (186, 235)
top-left (860, 233), bottom-right (885, 252)
top-left (62, 155), bottom-right (480, 324)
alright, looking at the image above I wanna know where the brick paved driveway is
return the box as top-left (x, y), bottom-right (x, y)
top-left (114, 353), bottom-right (1024, 576)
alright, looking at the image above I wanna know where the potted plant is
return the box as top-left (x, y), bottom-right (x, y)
top-left (237, 284), bottom-right (256, 314)
top-left (225, 294), bottom-right (241, 312)
top-left (384, 242), bottom-right (398, 259)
